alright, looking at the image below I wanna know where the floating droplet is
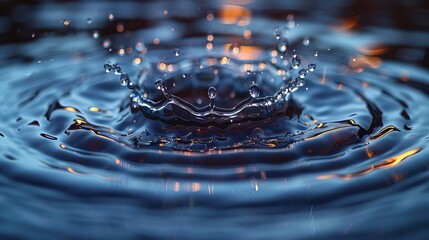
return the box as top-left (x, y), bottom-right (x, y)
top-left (314, 51), bottom-right (318, 57)
top-left (112, 63), bottom-right (121, 75)
top-left (208, 87), bottom-right (217, 99)
top-left (120, 73), bottom-right (130, 86)
top-left (135, 42), bottom-right (145, 52)
top-left (102, 39), bottom-right (111, 48)
top-left (298, 69), bottom-right (307, 79)
top-left (273, 28), bottom-right (281, 40)
top-left (127, 81), bottom-right (135, 89)
top-left (86, 18), bottom-right (93, 24)
top-left (92, 30), bottom-right (99, 39)
top-left (303, 37), bottom-right (310, 46)
top-left (278, 41), bottom-right (289, 52)
top-left (104, 63), bottom-right (112, 73)
top-left (108, 12), bottom-right (114, 21)
top-left (174, 49), bottom-right (180, 57)
top-left (249, 84), bottom-right (260, 98)
top-left (155, 79), bottom-right (165, 90)
top-left (308, 63), bottom-right (316, 72)
top-left (62, 19), bottom-right (70, 26)
top-left (292, 55), bottom-right (301, 69)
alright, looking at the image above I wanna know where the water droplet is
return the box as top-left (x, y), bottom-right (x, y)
top-left (92, 30), bottom-right (99, 39)
top-left (86, 18), bottom-right (93, 24)
top-left (102, 39), bottom-right (111, 48)
top-left (135, 42), bottom-right (145, 52)
top-left (208, 87), bottom-right (217, 99)
top-left (108, 12), bottom-right (114, 21)
top-left (62, 19), bottom-right (70, 26)
top-left (155, 79), bottom-right (165, 90)
top-left (303, 37), bottom-right (310, 46)
top-left (249, 84), bottom-right (260, 98)
top-left (104, 63), bottom-right (112, 73)
top-left (273, 28), bottom-right (281, 40)
top-left (112, 63), bottom-right (121, 75)
top-left (120, 73), bottom-right (130, 86)
top-left (127, 81), bottom-right (135, 89)
top-left (174, 49), bottom-right (180, 57)
top-left (278, 41), bottom-right (289, 52)
top-left (118, 47), bottom-right (125, 56)
top-left (298, 69), bottom-right (307, 79)
top-left (292, 55), bottom-right (301, 69)
top-left (308, 63), bottom-right (316, 72)
top-left (314, 51), bottom-right (319, 57)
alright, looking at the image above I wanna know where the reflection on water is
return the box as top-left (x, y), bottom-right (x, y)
top-left (1, 0), bottom-right (429, 239)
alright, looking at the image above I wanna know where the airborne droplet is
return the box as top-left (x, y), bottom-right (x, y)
top-left (298, 69), bottom-right (307, 79)
top-left (174, 49), bottom-right (180, 57)
top-left (104, 63), bottom-right (112, 73)
top-left (292, 55), bottom-right (301, 69)
top-left (112, 63), bottom-right (121, 75)
top-left (155, 79), bottom-right (165, 90)
top-left (208, 86), bottom-right (217, 99)
top-left (249, 84), bottom-right (260, 98)
top-left (120, 73), bottom-right (130, 86)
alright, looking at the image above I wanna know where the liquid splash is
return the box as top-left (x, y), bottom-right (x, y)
top-left (1, 1), bottom-right (429, 240)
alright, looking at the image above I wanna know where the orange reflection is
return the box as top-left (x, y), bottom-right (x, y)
top-left (349, 55), bottom-right (382, 69)
top-left (191, 182), bottom-right (201, 192)
top-left (220, 5), bottom-right (252, 26)
top-left (318, 148), bottom-right (421, 180)
top-left (89, 107), bottom-right (102, 112)
top-left (64, 107), bottom-right (79, 113)
top-left (223, 44), bottom-right (261, 60)
top-left (67, 167), bottom-right (83, 175)
top-left (357, 46), bottom-right (388, 56)
top-left (369, 125), bottom-right (399, 141)
top-left (334, 16), bottom-right (359, 31)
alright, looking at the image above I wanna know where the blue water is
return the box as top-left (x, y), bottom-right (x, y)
top-left (1, 1), bottom-right (429, 239)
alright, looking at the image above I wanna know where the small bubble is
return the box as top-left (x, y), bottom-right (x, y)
top-left (118, 48), bottom-right (125, 56)
top-left (131, 102), bottom-right (139, 110)
top-left (135, 42), bottom-right (145, 52)
top-left (174, 49), bottom-right (180, 57)
top-left (62, 19), bottom-right (70, 26)
top-left (278, 41), bottom-right (289, 52)
top-left (155, 79), bottom-right (165, 90)
top-left (108, 12), bottom-right (114, 21)
top-left (86, 18), bottom-right (93, 24)
top-left (298, 69), bottom-right (307, 79)
top-left (308, 63), bottom-right (316, 72)
top-left (273, 28), bottom-right (281, 40)
top-left (314, 51), bottom-right (318, 57)
top-left (249, 84), bottom-right (260, 98)
top-left (120, 73), bottom-right (130, 86)
top-left (292, 55), bottom-right (301, 69)
top-left (104, 63), bottom-right (112, 73)
top-left (102, 39), bottom-right (111, 48)
top-left (127, 81), bottom-right (135, 89)
top-left (303, 37), bottom-right (310, 46)
top-left (92, 30), bottom-right (99, 39)
top-left (197, 99), bottom-right (203, 104)
top-left (208, 86), bottom-right (217, 99)
top-left (112, 63), bottom-right (121, 75)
